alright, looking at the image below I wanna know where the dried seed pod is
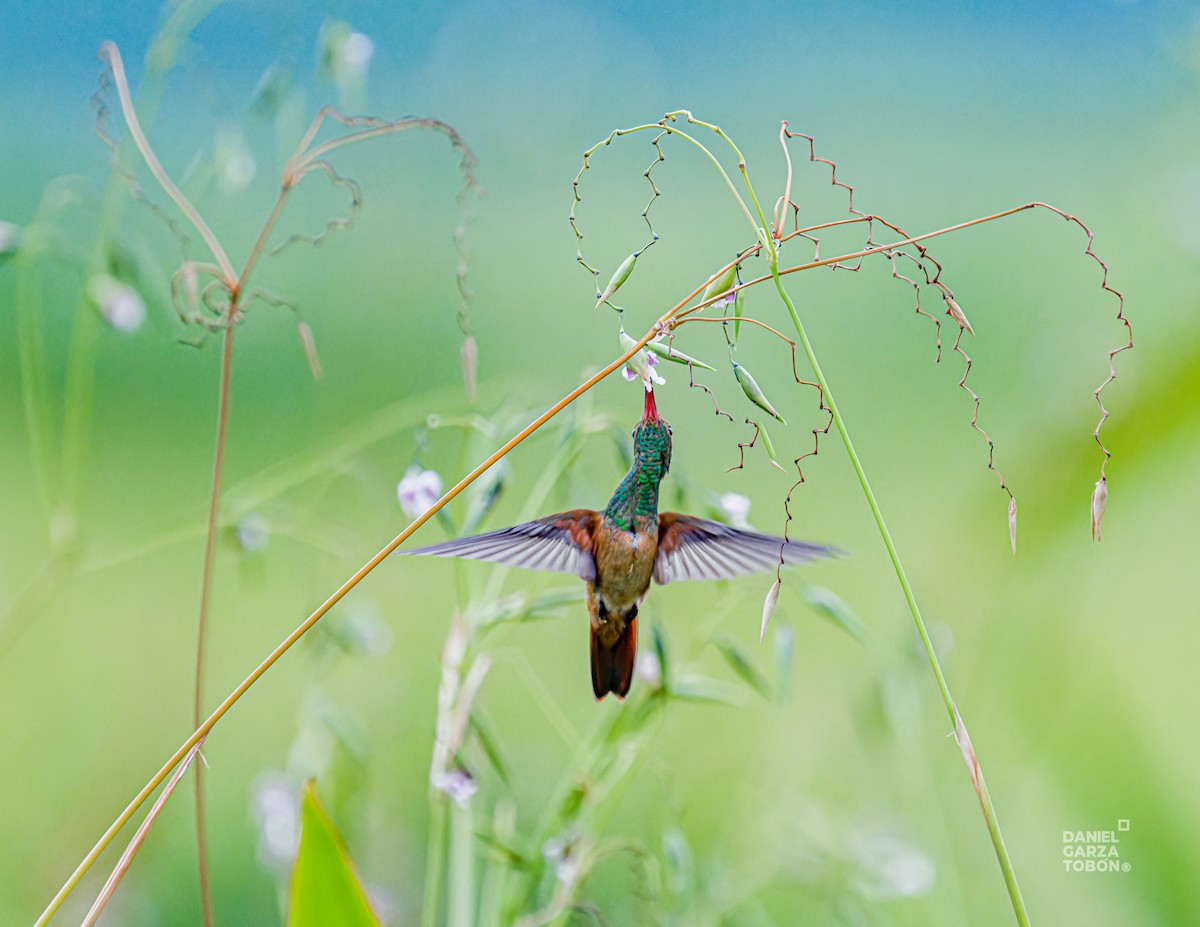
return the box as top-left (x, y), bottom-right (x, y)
top-left (733, 362), bottom-right (786, 424)
top-left (944, 295), bottom-right (975, 337)
top-left (1091, 478), bottom-right (1108, 541)
top-left (1008, 497), bottom-right (1017, 555)
top-left (760, 578), bottom-right (781, 644)
top-left (460, 334), bottom-right (477, 402)
top-left (297, 321), bottom-right (323, 381)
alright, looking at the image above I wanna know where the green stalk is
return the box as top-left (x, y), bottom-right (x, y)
top-left (765, 257), bottom-right (1028, 924)
top-left (421, 796), bottom-right (450, 927)
top-left (716, 148), bottom-right (1029, 921)
top-left (447, 797), bottom-right (476, 927)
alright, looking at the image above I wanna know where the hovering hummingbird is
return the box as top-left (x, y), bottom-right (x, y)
top-left (406, 390), bottom-right (839, 700)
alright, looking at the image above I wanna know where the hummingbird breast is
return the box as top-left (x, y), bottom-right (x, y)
top-left (592, 516), bottom-right (659, 619)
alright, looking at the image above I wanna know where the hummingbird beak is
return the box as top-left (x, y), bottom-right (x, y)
top-left (643, 387), bottom-right (659, 423)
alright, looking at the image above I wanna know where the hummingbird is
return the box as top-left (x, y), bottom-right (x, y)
top-left (405, 390), bottom-right (839, 700)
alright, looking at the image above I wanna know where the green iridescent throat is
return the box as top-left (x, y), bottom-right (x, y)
top-left (604, 421), bottom-right (672, 531)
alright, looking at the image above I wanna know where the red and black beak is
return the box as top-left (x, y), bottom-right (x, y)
top-left (643, 387), bottom-right (660, 423)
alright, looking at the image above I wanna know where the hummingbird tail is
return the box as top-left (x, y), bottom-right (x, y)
top-left (590, 609), bottom-right (638, 701)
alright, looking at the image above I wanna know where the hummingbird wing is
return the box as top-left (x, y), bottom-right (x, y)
top-left (653, 513), bottom-right (840, 584)
top-left (402, 509), bottom-right (599, 580)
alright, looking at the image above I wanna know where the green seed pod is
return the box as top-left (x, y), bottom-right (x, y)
top-left (734, 362), bottom-right (786, 424)
top-left (645, 340), bottom-right (715, 370)
top-left (702, 263), bottom-right (737, 306)
top-left (732, 285), bottom-right (745, 344)
top-left (596, 252), bottom-right (638, 307)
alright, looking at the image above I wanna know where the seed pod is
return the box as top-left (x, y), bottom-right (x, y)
top-left (732, 285), bottom-right (745, 344)
top-left (1091, 477), bottom-right (1108, 541)
top-left (944, 295), bottom-right (975, 336)
top-left (645, 339), bottom-right (715, 370)
top-left (702, 263), bottom-right (737, 306)
top-left (596, 252), bottom-right (638, 307)
top-left (733, 362), bottom-right (786, 424)
top-left (760, 577), bottom-right (781, 644)
top-left (297, 321), bottom-right (323, 381)
top-left (460, 334), bottom-right (478, 402)
top-left (1008, 496), bottom-right (1017, 555)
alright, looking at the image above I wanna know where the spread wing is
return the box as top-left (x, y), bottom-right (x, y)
top-left (654, 513), bottom-right (841, 585)
top-left (402, 509), bottom-right (599, 580)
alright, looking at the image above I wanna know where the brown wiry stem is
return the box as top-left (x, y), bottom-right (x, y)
top-left (192, 303), bottom-right (237, 927)
top-left (92, 41), bottom-right (484, 927)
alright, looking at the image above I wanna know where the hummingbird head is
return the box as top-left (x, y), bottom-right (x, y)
top-left (632, 389), bottom-right (672, 478)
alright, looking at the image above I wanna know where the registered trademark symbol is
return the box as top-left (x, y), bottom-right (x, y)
top-left (1123, 862), bottom-right (1131, 872)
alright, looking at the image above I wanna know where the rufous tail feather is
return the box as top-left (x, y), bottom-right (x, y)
top-left (590, 610), bottom-right (638, 700)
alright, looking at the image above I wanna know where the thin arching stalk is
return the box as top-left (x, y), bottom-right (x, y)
top-left (38, 188), bottom-right (1104, 922)
top-left (192, 307), bottom-right (238, 927)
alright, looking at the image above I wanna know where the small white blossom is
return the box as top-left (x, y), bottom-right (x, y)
top-left (86, 274), bottom-right (145, 332)
top-left (622, 350), bottom-right (665, 385)
top-left (635, 650), bottom-right (662, 690)
top-left (215, 128), bottom-right (256, 195)
top-left (718, 492), bottom-right (751, 528)
top-left (236, 514), bottom-right (270, 553)
top-left (431, 767), bottom-right (477, 808)
top-left (397, 465), bottom-right (443, 518)
top-left (0, 220), bottom-right (20, 255)
top-left (342, 32), bottom-right (375, 71)
top-left (250, 773), bottom-right (299, 870)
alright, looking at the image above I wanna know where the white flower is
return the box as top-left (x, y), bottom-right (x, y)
top-left (635, 650), bottom-right (662, 690)
top-left (214, 128), bottom-right (256, 195)
top-left (86, 274), bottom-right (145, 332)
top-left (342, 32), bottom-right (375, 71)
top-left (622, 350), bottom-right (665, 385)
top-left (0, 220), bottom-right (19, 255)
top-left (431, 767), bottom-right (477, 808)
top-left (236, 514), bottom-right (270, 553)
top-left (397, 465), bottom-right (443, 518)
top-left (250, 773), bottom-right (299, 870)
top-left (718, 492), bottom-right (751, 528)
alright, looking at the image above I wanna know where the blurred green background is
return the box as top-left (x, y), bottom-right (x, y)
top-left (2, 1), bottom-right (1198, 924)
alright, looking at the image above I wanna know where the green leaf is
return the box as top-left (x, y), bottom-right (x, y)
top-left (714, 637), bottom-right (773, 700)
top-left (668, 675), bottom-right (746, 706)
top-left (802, 585), bottom-right (867, 641)
top-left (469, 710), bottom-right (511, 785)
top-left (287, 782), bottom-right (384, 927)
